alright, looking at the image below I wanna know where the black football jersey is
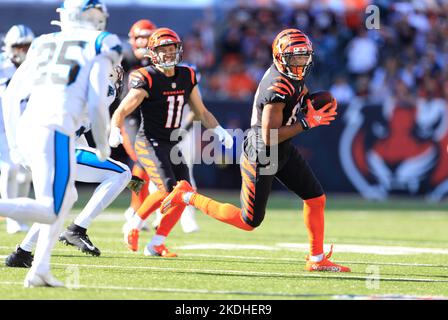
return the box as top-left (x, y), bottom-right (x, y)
top-left (251, 64), bottom-right (307, 129)
top-left (245, 65), bottom-right (308, 160)
top-left (129, 65), bottom-right (198, 143)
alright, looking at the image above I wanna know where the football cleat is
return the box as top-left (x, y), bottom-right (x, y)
top-left (305, 245), bottom-right (351, 272)
top-left (59, 229), bottom-right (101, 257)
top-left (144, 244), bottom-right (177, 258)
top-left (126, 228), bottom-right (139, 252)
top-left (24, 271), bottom-right (64, 288)
top-left (5, 245), bottom-right (33, 268)
top-left (160, 180), bottom-right (194, 214)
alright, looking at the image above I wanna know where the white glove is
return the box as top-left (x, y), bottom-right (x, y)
top-left (213, 126), bottom-right (234, 149)
top-left (109, 126), bottom-right (123, 148)
top-left (95, 143), bottom-right (111, 162)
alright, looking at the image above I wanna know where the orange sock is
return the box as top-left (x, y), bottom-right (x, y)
top-left (190, 193), bottom-right (254, 231)
top-left (156, 203), bottom-right (186, 236)
top-left (303, 194), bottom-right (326, 256)
top-left (136, 190), bottom-right (169, 220)
top-left (130, 164), bottom-right (149, 211)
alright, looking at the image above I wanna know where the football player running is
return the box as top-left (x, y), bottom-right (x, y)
top-left (0, 0), bottom-right (122, 287)
top-left (5, 65), bottom-right (132, 267)
top-left (0, 24), bottom-right (34, 234)
top-left (160, 29), bottom-right (351, 272)
top-left (110, 28), bottom-right (233, 257)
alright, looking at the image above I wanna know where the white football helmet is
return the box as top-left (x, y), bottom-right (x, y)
top-left (2, 24), bottom-right (34, 65)
top-left (51, 0), bottom-right (109, 31)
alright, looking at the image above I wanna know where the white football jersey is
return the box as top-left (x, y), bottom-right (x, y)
top-left (24, 29), bottom-right (122, 135)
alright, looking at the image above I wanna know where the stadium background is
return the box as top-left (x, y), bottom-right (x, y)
top-left (2, 0), bottom-right (448, 202)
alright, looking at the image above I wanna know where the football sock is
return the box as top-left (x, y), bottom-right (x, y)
top-left (136, 190), bottom-right (169, 220)
top-left (156, 203), bottom-right (186, 236)
top-left (149, 234), bottom-right (166, 247)
top-left (20, 223), bottom-right (41, 252)
top-left (303, 194), bottom-right (326, 257)
top-left (189, 193), bottom-right (254, 231)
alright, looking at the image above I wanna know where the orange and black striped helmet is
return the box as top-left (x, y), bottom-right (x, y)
top-left (147, 27), bottom-right (183, 69)
top-left (128, 19), bottom-right (157, 50)
top-left (272, 28), bottom-right (313, 81)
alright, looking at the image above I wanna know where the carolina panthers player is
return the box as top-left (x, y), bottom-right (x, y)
top-left (0, 24), bottom-right (34, 234)
top-left (0, 0), bottom-right (122, 287)
top-left (5, 65), bottom-right (133, 267)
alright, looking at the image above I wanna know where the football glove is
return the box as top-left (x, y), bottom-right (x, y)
top-left (213, 125), bottom-right (234, 149)
top-left (109, 126), bottom-right (123, 148)
top-left (127, 175), bottom-right (146, 194)
top-left (299, 98), bottom-right (337, 130)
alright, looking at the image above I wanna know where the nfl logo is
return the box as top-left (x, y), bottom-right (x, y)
top-left (171, 82), bottom-right (176, 89)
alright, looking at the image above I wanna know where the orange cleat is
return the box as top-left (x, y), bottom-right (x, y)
top-left (144, 244), bottom-right (178, 257)
top-left (160, 180), bottom-right (194, 214)
top-left (127, 228), bottom-right (139, 252)
top-left (305, 245), bottom-right (351, 272)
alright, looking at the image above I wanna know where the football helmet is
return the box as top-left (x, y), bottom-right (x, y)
top-left (129, 19), bottom-right (157, 50)
top-left (272, 28), bottom-right (313, 81)
top-left (147, 28), bottom-right (183, 69)
top-left (2, 24), bottom-right (34, 65)
top-left (51, 0), bottom-right (108, 31)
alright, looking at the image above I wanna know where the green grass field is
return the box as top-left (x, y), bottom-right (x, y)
top-left (1, 189), bottom-right (448, 300)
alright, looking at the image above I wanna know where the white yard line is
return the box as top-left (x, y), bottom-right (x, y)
top-left (0, 281), bottom-right (446, 300)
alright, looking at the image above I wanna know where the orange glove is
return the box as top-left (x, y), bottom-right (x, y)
top-left (300, 98), bottom-right (338, 130)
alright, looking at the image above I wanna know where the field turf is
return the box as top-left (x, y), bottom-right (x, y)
top-left (1, 188), bottom-right (447, 300)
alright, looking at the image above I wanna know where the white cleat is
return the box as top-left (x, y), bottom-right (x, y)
top-left (24, 272), bottom-right (64, 288)
top-left (180, 208), bottom-right (199, 234)
top-left (122, 220), bottom-right (132, 244)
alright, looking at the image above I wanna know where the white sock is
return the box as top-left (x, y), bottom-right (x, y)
top-left (20, 223), bottom-right (41, 252)
top-left (309, 253), bottom-right (324, 262)
top-left (131, 214), bottom-right (145, 230)
top-left (149, 235), bottom-right (166, 247)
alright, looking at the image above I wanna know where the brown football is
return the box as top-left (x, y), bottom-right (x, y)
top-left (304, 91), bottom-right (335, 113)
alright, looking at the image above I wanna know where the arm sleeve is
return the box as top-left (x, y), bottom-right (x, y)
top-left (2, 56), bottom-right (34, 152)
top-left (87, 55), bottom-right (113, 150)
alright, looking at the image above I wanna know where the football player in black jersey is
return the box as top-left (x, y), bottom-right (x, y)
top-left (110, 28), bottom-right (233, 257)
top-left (160, 28), bottom-right (351, 272)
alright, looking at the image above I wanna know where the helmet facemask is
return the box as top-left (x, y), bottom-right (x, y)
top-left (279, 50), bottom-right (313, 81)
top-left (149, 42), bottom-right (183, 70)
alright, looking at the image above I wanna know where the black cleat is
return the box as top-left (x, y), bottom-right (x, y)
top-left (59, 229), bottom-right (101, 257)
top-left (5, 246), bottom-right (33, 268)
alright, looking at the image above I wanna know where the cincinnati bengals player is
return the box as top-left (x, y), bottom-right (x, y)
top-left (109, 28), bottom-right (232, 257)
top-left (161, 28), bottom-right (351, 272)
top-left (119, 19), bottom-right (156, 230)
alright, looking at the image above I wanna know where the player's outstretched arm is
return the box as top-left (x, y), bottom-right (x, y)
top-left (109, 88), bottom-right (147, 148)
top-left (188, 86), bottom-right (233, 148)
top-left (88, 55), bottom-right (114, 161)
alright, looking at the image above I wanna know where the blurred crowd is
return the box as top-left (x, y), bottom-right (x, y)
top-left (181, 0), bottom-right (448, 109)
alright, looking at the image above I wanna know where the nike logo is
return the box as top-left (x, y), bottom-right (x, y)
top-left (276, 93), bottom-right (285, 99)
top-left (80, 238), bottom-right (96, 251)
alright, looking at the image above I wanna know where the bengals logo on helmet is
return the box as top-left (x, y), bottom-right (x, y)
top-left (272, 28), bottom-right (313, 81)
top-left (147, 28), bottom-right (183, 69)
top-left (128, 19), bottom-right (157, 50)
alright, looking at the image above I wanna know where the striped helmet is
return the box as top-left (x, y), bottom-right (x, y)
top-left (272, 28), bottom-right (313, 81)
top-left (147, 28), bottom-right (183, 69)
top-left (3, 24), bottom-right (34, 65)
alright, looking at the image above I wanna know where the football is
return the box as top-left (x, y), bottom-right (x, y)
top-left (304, 90), bottom-right (335, 113)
